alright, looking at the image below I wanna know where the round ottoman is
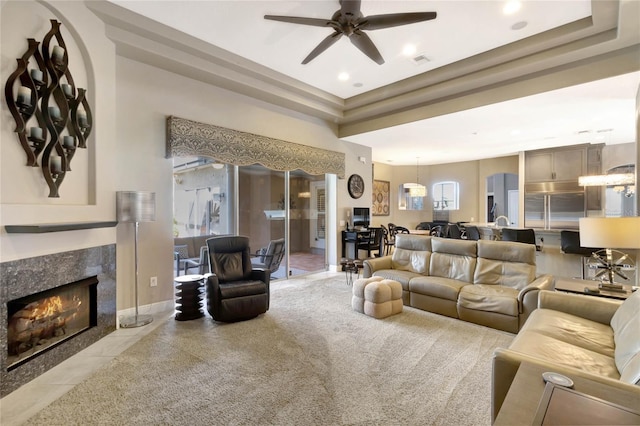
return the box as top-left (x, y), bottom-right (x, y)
top-left (352, 276), bottom-right (403, 319)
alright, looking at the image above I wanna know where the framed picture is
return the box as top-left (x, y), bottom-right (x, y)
top-left (372, 180), bottom-right (390, 216)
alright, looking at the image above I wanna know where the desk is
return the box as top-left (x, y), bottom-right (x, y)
top-left (494, 362), bottom-right (640, 425)
top-left (341, 230), bottom-right (369, 259)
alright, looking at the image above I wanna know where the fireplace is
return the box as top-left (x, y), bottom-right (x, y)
top-left (7, 276), bottom-right (98, 371)
top-left (1, 245), bottom-right (116, 397)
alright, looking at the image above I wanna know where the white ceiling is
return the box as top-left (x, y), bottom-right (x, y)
top-left (109, 0), bottom-right (640, 165)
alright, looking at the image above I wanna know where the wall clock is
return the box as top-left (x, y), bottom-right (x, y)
top-left (348, 174), bottom-right (365, 199)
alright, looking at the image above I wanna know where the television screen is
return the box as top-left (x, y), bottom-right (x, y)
top-left (353, 207), bottom-right (370, 228)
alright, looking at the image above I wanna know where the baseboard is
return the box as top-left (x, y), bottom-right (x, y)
top-left (117, 300), bottom-right (175, 328)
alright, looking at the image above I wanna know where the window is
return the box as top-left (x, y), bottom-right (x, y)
top-left (398, 184), bottom-right (425, 210)
top-left (432, 181), bottom-right (459, 210)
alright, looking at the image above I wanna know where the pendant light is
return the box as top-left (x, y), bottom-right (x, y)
top-left (408, 157), bottom-right (426, 197)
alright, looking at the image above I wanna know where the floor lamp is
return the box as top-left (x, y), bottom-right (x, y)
top-left (579, 217), bottom-right (640, 290)
top-left (117, 191), bottom-right (156, 328)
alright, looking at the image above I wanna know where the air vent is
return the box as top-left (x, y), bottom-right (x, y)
top-left (411, 54), bottom-right (431, 66)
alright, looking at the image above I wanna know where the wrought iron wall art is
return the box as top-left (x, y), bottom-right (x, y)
top-left (4, 19), bottom-right (92, 198)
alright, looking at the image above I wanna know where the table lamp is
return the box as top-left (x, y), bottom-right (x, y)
top-left (579, 217), bottom-right (640, 290)
top-left (116, 191), bottom-right (156, 327)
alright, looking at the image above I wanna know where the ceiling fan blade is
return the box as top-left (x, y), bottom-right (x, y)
top-left (302, 32), bottom-right (343, 64)
top-left (264, 15), bottom-right (334, 28)
top-left (359, 12), bottom-right (437, 31)
top-left (350, 30), bottom-right (384, 65)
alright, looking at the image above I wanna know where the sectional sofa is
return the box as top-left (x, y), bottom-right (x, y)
top-left (363, 234), bottom-right (554, 333)
top-left (491, 289), bottom-right (640, 421)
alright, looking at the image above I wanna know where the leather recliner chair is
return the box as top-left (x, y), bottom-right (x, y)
top-left (206, 235), bottom-right (270, 322)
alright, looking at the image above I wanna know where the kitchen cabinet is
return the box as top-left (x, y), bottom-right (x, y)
top-left (525, 146), bottom-right (586, 182)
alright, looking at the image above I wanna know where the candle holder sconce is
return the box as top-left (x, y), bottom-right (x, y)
top-left (4, 19), bottom-right (93, 198)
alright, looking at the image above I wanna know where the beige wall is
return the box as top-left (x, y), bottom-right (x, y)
top-left (372, 155), bottom-right (518, 229)
top-left (1, 1), bottom-right (117, 261)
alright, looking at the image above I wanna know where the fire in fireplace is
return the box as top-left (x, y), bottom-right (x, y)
top-left (7, 276), bottom-right (98, 370)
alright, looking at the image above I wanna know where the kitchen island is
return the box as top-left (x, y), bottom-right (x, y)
top-left (462, 223), bottom-right (638, 286)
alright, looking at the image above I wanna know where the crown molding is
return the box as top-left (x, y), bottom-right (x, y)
top-left (87, 0), bottom-right (639, 137)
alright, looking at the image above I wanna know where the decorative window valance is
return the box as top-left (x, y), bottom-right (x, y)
top-left (166, 116), bottom-right (345, 178)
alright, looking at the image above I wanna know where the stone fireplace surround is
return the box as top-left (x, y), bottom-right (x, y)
top-left (0, 244), bottom-right (116, 397)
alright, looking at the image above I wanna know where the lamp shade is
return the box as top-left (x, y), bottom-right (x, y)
top-left (116, 191), bottom-right (156, 223)
top-left (579, 217), bottom-right (640, 249)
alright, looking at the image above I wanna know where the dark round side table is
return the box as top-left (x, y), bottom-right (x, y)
top-left (174, 274), bottom-right (205, 321)
top-left (340, 258), bottom-right (363, 285)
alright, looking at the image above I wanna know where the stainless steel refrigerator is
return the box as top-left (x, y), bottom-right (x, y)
top-left (524, 183), bottom-right (586, 230)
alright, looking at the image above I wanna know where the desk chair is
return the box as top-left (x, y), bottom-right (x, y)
top-left (357, 227), bottom-right (384, 259)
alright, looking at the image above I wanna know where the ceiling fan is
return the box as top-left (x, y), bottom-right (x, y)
top-left (264, 0), bottom-right (437, 65)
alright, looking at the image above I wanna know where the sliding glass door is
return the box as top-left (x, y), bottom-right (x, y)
top-left (174, 159), bottom-right (327, 279)
top-left (236, 165), bottom-right (327, 279)
top-left (238, 165), bottom-right (287, 278)
top-left (288, 170), bottom-right (326, 277)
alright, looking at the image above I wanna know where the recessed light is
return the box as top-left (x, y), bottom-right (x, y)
top-left (402, 44), bottom-right (417, 56)
top-left (338, 72), bottom-right (350, 81)
top-left (511, 21), bottom-right (527, 30)
top-left (353, 82), bottom-right (363, 88)
top-left (503, 0), bottom-right (521, 15)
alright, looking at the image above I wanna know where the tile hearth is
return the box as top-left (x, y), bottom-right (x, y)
top-left (0, 309), bottom-right (174, 426)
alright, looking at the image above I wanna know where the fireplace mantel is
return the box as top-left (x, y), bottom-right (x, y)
top-left (5, 221), bottom-right (117, 233)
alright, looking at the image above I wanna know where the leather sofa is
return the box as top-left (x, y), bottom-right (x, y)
top-left (363, 234), bottom-right (554, 333)
top-left (491, 289), bottom-right (640, 421)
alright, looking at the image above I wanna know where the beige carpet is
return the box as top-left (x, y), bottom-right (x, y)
top-left (27, 276), bottom-right (513, 425)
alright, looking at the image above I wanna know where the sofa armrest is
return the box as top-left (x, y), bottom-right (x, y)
top-left (363, 256), bottom-right (392, 278)
top-left (538, 290), bottom-right (621, 325)
top-left (517, 274), bottom-right (554, 315)
top-left (491, 347), bottom-right (640, 422)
